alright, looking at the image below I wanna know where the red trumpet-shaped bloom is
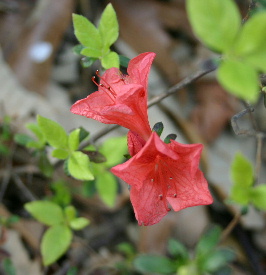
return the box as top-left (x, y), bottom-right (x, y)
top-left (111, 132), bottom-right (213, 226)
top-left (70, 52), bottom-right (156, 140)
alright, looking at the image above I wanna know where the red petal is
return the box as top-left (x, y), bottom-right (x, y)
top-left (127, 52), bottom-right (156, 91)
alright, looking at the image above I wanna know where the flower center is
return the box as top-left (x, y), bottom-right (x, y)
top-left (91, 70), bottom-right (117, 101)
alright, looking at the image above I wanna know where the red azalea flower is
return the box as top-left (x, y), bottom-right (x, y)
top-left (111, 132), bottom-right (213, 226)
top-left (70, 52), bottom-right (156, 140)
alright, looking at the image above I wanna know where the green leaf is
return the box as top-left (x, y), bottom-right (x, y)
top-left (119, 55), bottom-right (130, 68)
top-left (231, 152), bottom-right (253, 187)
top-left (116, 242), bottom-right (136, 258)
top-left (78, 127), bottom-right (90, 142)
top-left (37, 115), bottom-right (68, 149)
top-left (81, 47), bottom-right (102, 58)
top-left (230, 185), bottom-right (250, 205)
top-left (64, 205), bottom-right (76, 222)
top-left (234, 12), bottom-right (266, 56)
top-left (38, 151), bottom-right (54, 177)
top-left (99, 3), bottom-right (119, 50)
top-left (81, 56), bottom-right (97, 68)
top-left (72, 14), bottom-right (102, 56)
top-left (25, 201), bottom-right (64, 226)
top-left (68, 151), bottom-right (94, 181)
top-left (134, 255), bottom-right (177, 274)
top-left (68, 128), bottom-right (80, 152)
top-left (233, 11), bottom-right (266, 72)
top-left (52, 149), bottom-right (69, 160)
top-left (250, 185), bottom-right (266, 210)
top-left (167, 239), bottom-right (189, 261)
top-left (96, 171), bottom-right (117, 207)
top-left (186, 0), bottom-right (241, 52)
top-left (99, 136), bottom-right (127, 167)
top-left (50, 181), bottom-right (71, 206)
top-left (69, 217), bottom-right (90, 230)
top-left (196, 226), bottom-right (222, 257)
top-left (198, 248), bottom-right (235, 273)
top-left (101, 51), bottom-right (119, 69)
top-left (26, 123), bottom-right (46, 144)
top-left (14, 134), bottom-right (34, 146)
top-left (72, 44), bottom-right (85, 55)
top-left (217, 59), bottom-right (259, 103)
top-left (41, 224), bottom-right (72, 266)
top-left (2, 258), bottom-right (16, 275)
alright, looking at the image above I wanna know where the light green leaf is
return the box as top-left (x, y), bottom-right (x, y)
top-left (99, 3), bottom-right (119, 50)
top-left (41, 225), bottom-right (72, 266)
top-left (26, 123), bottom-right (46, 144)
top-left (243, 50), bottom-right (266, 72)
top-left (230, 185), bottom-right (250, 205)
top-left (101, 51), bottom-right (119, 69)
top-left (230, 152), bottom-right (253, 187)
top-left (186, 0), bottom-right (241, 52)
top-left (81, 47), bottom-right (102, 58)
top-left (72, 14), bottom-right (102, 55)
top-left (37, 115), bottom-right (68, 149)
top-left (134, 255), bottom-right (177, 274)
top-left (68, 128), bottom-right (80, 152)
top-left (69, 217), bottom-right (90, 230)
top-left (64, 205), bottom-right (76, 222)
top-left (25, 201), bottom-right (64, 226)
top-left (52, 149), bottom-right (69, 160)
top-left (96, 171), bottom-right (117, 207)
top-left (217, 59), bottom-right (259, 103)
top-left (99, 136), bottom-right (127, 167)
top-left (68, 151), bottom-right (94, 181)
top-left (234, 12), bottom-right (266, 56)
top-left (250, 185), bottom-right (266, 210)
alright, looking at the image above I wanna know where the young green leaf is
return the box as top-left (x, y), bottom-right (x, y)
top-left (81, 47), bottom-right (102, 58)
top-left (99, 136), bottom-right (127, 167)
top-left (41, 224), bottom-right (72, 266)
top-left (249, 185), bottom-right (266, 210)
top-left (64, 205), bottom-right (76, 222)
top-left (96, 171), bottom-right (117, 207)
top-left (134, 255), bottom-right (177, 274)
top-left (25, 201), bottom-right (64, 226)
top-left (99, 3), bottom-right (119, 50)
top-left (186, 0), bottom-right (241, 52)
top-left (101, 51), bottom-right (120, 69)
top-left (37, 115), bottom-right (68, 149)
top-left (234, 12), bottom-right (266, 57)
top-left (72, 14), bottom-right (102, 56)
top-left (230, 185), bottom-right (250, 205)
top-left (52, 149), bottom-right (69, 160)
top-left (217, 59), bottom-right (259, 103)
top-left (68, 151), bottom-right (94, 181)
top-left (231, 152), bottom-right (253, 187)
top-left (68, 128), bottom-right (80, 152)
top-left (69, 217), bottom-right (90, 230)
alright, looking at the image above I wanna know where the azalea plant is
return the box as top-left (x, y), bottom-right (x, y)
top-left (2, 0), bottom-right (266, 272)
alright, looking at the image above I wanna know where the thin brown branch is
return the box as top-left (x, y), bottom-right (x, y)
top-left (148, 66), bottom-right (216, 107)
